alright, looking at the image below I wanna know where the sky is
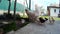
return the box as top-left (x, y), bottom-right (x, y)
top-left (17, 0), bottom-right (59, 10)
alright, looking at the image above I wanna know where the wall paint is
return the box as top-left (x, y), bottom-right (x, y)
top-left (50, 8), bottom-right (59, 17)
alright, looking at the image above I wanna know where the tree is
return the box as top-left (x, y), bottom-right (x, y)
top-left (14, 0), bottom-right (17, 20)
top-left (8, 0), bottom-right (11, 14)
top-left (29, 0), bottom-right (31, 10)
top-left (0, 0), bottom-right (1, 2)
top-left (25, 0), bottom-right (28, 8)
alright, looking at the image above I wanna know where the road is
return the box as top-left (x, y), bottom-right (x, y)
top-left (7, 20), bottom-right (60, 34)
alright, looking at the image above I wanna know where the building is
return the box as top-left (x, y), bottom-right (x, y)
top-left (0, 0), bottom-right (26, 14)
top-left (47, 6), bottom-right (60, 17)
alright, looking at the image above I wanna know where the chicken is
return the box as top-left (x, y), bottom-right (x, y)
top-left (25, 9), bottom-right (48, 24)
top-left (39, 17), bottom-right (48, 23)
top-left (25, 9), bottom-right (40, 23)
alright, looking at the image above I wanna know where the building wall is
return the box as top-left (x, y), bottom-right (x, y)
top-left (50, 8), bottom-right (59, 17)
top-left (0, 0), bottom-right (25, 12)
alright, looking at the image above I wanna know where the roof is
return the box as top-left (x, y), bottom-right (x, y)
top-left (47, 6), bottom-right (60, 10)
top-left (47, 6), bottom-right (60, 8)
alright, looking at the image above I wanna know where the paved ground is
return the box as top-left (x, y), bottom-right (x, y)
top-left (7, 20), bottom-right (60, 34)
top-left (15, 21), bottom-right (60, 34)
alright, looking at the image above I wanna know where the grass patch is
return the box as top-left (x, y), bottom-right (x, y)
top-left (21, 15), bottom-right (60, 20)
top-left (54, 17), bottom-right (60, 20)
top-left (39, 16), bottom-right (60, 20)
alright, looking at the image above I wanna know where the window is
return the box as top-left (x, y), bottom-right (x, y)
top-left (54, 9), bottom-right (56, 13)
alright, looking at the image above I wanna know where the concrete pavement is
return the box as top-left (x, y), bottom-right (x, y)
top-left (7, 20), bottom-right (60, 34)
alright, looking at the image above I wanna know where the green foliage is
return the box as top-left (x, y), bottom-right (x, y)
top-left (39, 16), bottom-right (60, 20)
top-left (3, 21), bottom-right (29, 33)
top-left (3, 21), bottom-right (16, 33)
top-left (15, 14), bottom-right (22, 19)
